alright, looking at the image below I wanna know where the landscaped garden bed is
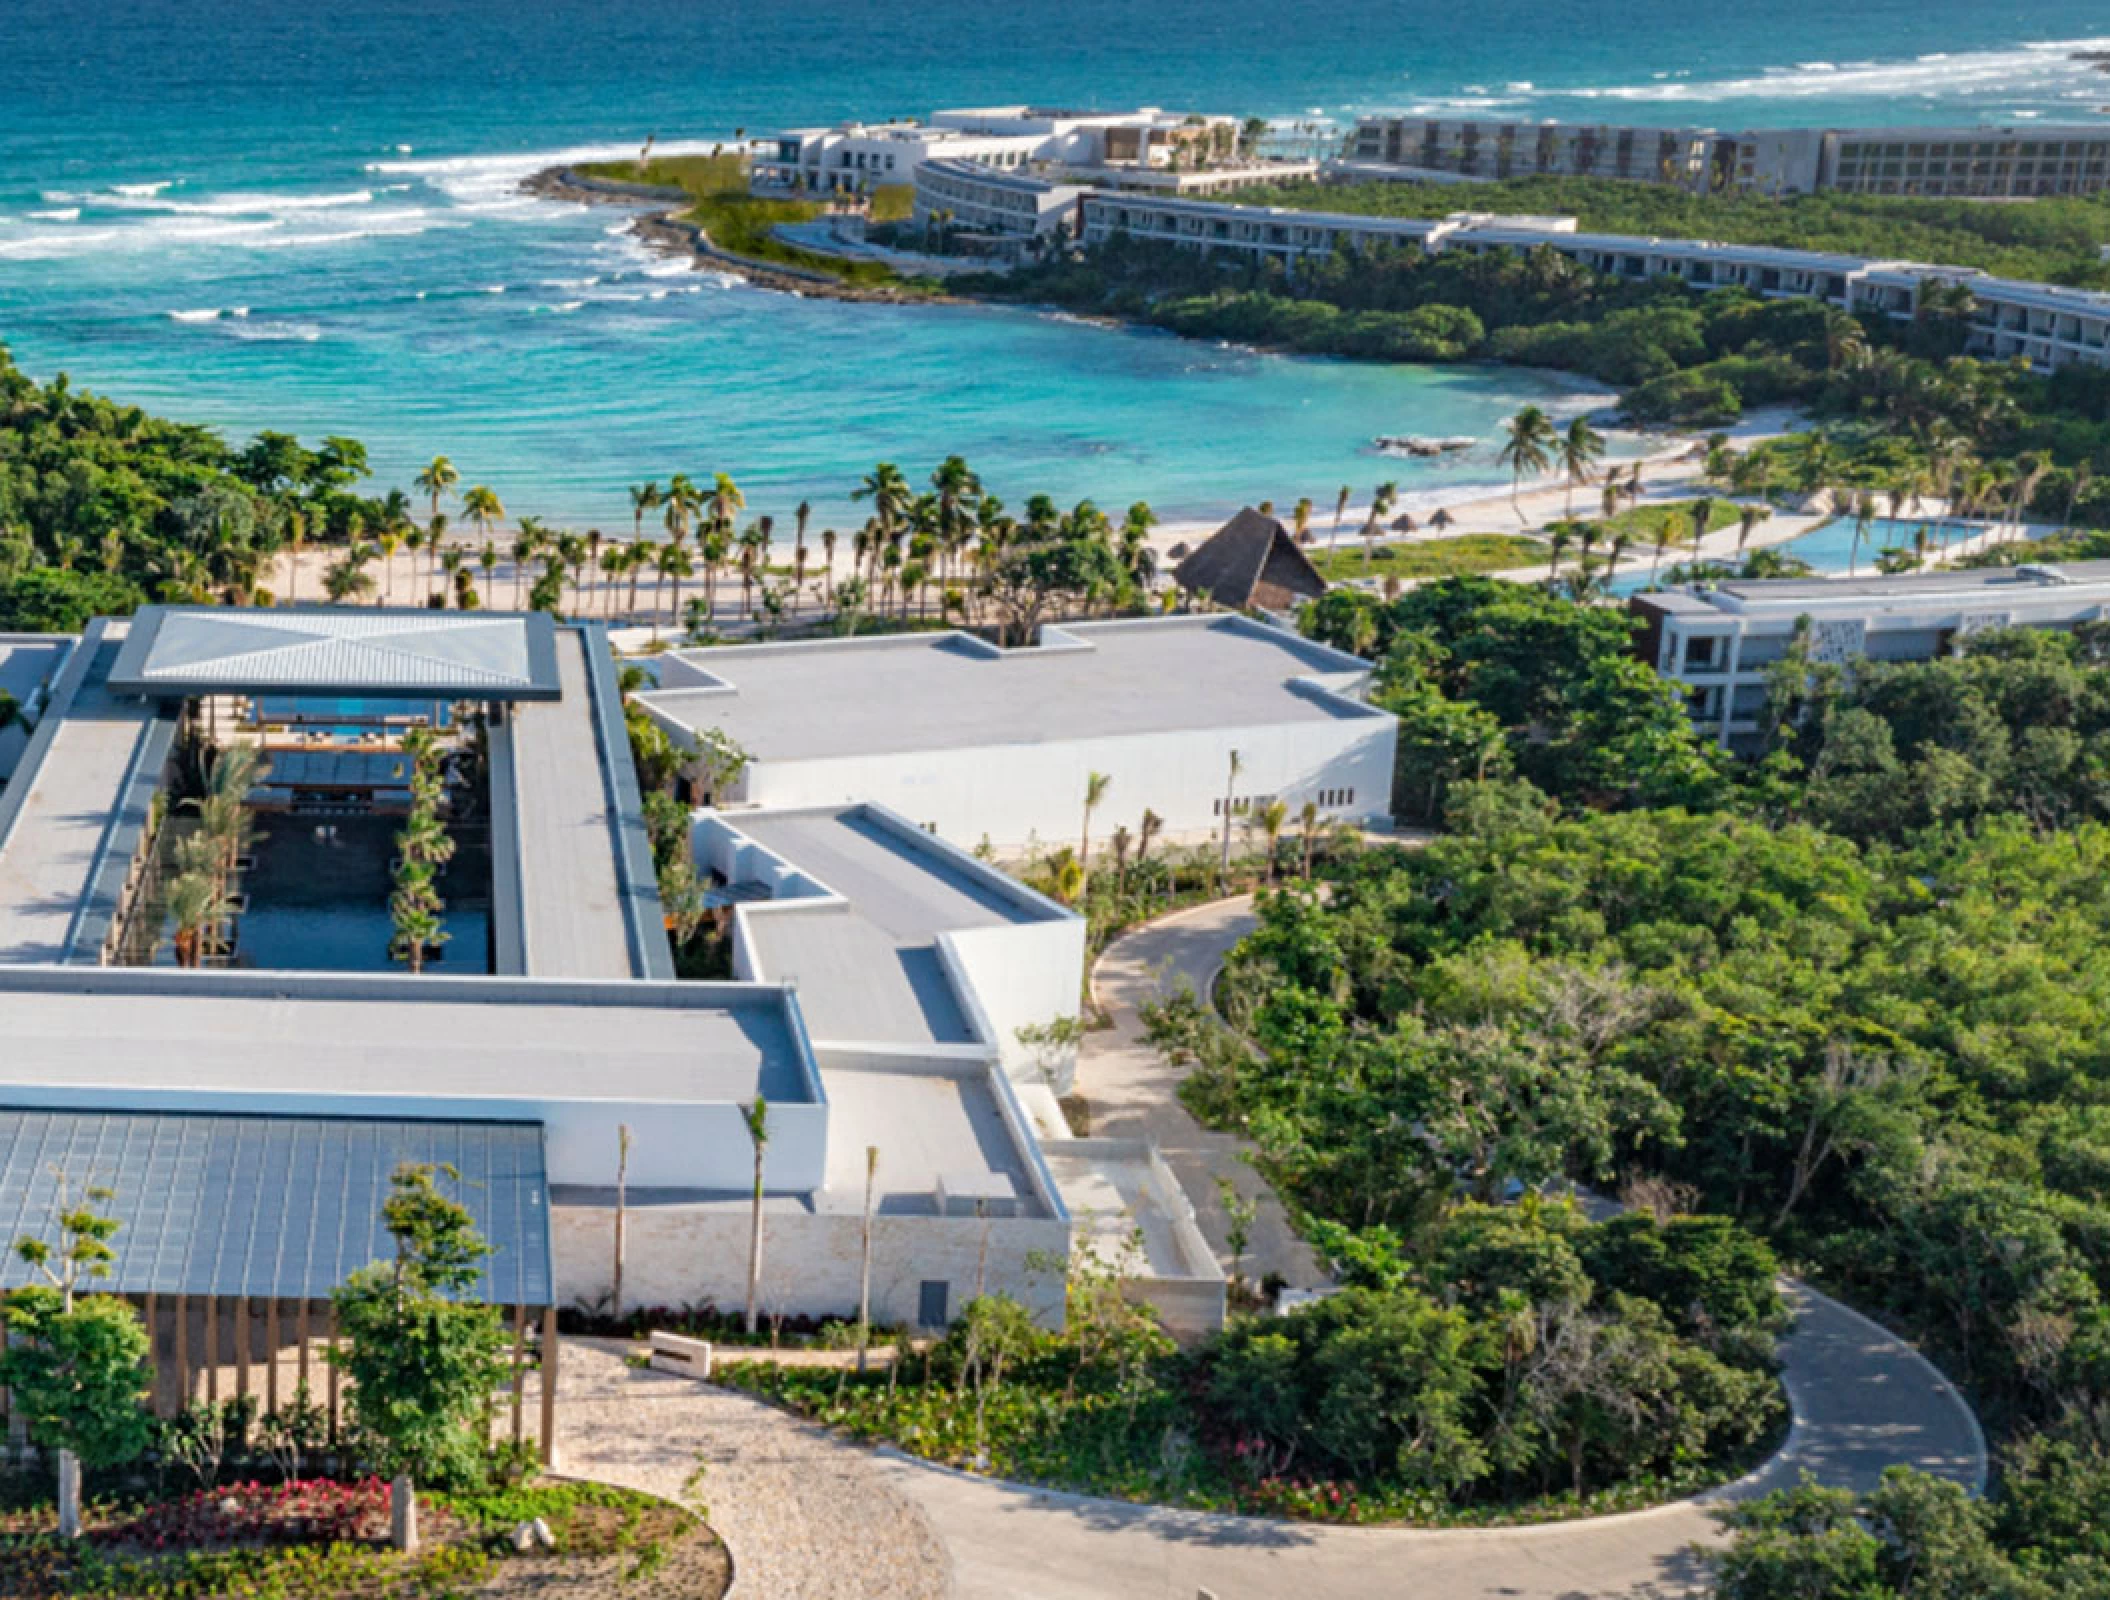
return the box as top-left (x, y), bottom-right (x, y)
top-left (0, 1475), bottom-right (728, 1599)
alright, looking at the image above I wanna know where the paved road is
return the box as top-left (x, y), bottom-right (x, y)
top-left (1082, 894), bottom-right (1321, 1288)
top-left (878, 896), bottom-right (1988, 1600)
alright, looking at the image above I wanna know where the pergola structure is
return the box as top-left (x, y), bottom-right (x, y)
top-left (0, 1103), bottom-right (559, 1456)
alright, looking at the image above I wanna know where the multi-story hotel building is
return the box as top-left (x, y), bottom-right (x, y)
top-left (1344, 116), bottom-right (2110, 198)
top-left (1631, 564), bottom-right (2110, 749)
top-left (1077, 195), bottom-right (2110, 372)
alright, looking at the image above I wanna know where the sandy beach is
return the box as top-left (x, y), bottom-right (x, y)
top-left (265, 406), bottom-right (2037, 629)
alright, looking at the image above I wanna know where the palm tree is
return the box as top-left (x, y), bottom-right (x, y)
top-left (283, 506), bottom-right (306, 608)
top-left (743, 1097), bottom-right (770, 1335)
top-left (1137, 808), bottom-right (1164, 882)
top-left (1298, 801), bottom-right (1321, 879)
top-left (1257, 798), bottom-right (1288, 885)
top-left (1736, 504), bottom-right (1767, 562)
top-left (478, 543), bottom-right (497, 609)
top-left (460, 484), bottom-right (504, 591)
top-left (166, 871), bottom-right (225, 969)
top-left (414, 456), bottom-right (459, 528)
top-left (1079, 771), bottom-right (1110, 889)
top-left (629, 482), bottom-right (662, 544)
top-left (1547, 526), bottom-right (1573, 578)
top-left (658, 544), bottom-right (694, 639)
top-left (1498, 406), bottom-right (1557, 523)
top-left (1331, 485), bottom-right (1352, 552)
top-left (1219, 749), bottom-right (1242, 890)
top-left (1363, 482), bottom-right (1398, 568)
top-left (1558, 417), bottom-right (1605, 519)
top-left (376, 526), bottom-right (401, 605)
top-left (853, 462), bottom-right (914, 556)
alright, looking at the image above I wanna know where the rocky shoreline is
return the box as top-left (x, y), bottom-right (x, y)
top-left (519, 166), bottom-right (953, 305)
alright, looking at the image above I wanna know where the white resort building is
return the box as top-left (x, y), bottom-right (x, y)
top-left (632, 615), bottom-right (1397, 853)
top-left (0, 605), bottom-right (1397, 1421)
top-left (1078, 197), bottom-right (2110, 372)
top-left (1343, 115), bottom-right (2110, 198)
top-left (1632, 562), bottom-right (2110, 749)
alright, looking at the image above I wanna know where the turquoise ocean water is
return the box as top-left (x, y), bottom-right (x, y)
top-left (3, 0), bottom-right (2108, 527)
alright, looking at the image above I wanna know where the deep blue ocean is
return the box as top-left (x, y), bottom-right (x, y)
top-left (3, 0), bottom-right (2108, 527)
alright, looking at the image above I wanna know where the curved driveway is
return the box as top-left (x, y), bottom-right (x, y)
top-left (879, 896), bottom-right (1987, 1600)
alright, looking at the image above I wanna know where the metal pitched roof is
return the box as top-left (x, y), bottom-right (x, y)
top-left (0, 1108), bottom-right (552, 1304)
top-left (107, 607), bottom-right (562, 701)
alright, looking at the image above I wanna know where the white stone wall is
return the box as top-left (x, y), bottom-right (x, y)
top-left (741, 718), bottom-right (1397, 854)
top-left (552, 1201), bottom-right (1071, 1328)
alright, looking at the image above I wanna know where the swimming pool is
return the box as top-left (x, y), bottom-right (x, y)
top-left (1610, 516), bottom-right (1984, 596)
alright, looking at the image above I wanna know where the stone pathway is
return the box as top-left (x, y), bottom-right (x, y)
top-left (1082, 894), bottom-right (1319, 1288)
top-left (550, 1339), bottom-right (950, 1599)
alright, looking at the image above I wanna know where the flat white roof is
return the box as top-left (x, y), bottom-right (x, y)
top-left (713, 803), bottom-right (1069, 1047)
top-left (0, 635), bottom-right (69, 710)
top-left (0, 624), bottom-right (162, 964)
top-left (508, 629), bottom-right (638, 978)
top-left (0, 970), bottom-right (816, 1111)
top-left (640, 616), bottom-right (1381, 765)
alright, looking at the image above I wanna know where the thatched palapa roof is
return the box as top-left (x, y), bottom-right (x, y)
top-left (1173, 508), bottom-right (1328, 612)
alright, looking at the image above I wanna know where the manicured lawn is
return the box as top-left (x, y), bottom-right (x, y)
top-left (1309, 533), bottom-right (1543, 582)
top-left (574, 157), bottom-right (914, 288)
top-left (1589, 497), bottom-right (1746, 547)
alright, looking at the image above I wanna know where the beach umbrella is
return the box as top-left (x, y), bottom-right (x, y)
top-left (1168, 541), bottom-right (1191, 560)
top-left (1391, 513), bottom-right (1418, 532)
top-left (1430, 507), bottom-right (1455, 529)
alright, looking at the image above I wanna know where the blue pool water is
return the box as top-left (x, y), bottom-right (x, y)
top-left (1611, 516), bottom-right (1979, 594)
top-left (4, 1), bottom-right (2107, 525)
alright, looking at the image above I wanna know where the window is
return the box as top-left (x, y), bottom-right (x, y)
top-left (917, 1280), bottom-right (950, 1329)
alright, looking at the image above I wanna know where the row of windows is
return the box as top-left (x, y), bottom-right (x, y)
top-left (1210, 788), bottom-right (1357, 816)
top-left (1841, 140), bottom-right (2110, 159)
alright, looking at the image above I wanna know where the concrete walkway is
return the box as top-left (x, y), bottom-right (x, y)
top-left (552, 1338), bottom-right (949, 1600)
top-left (871, 895), bottom-right (1986, 1600)
top-left (1081, 894), bottom-right (1319, 1288)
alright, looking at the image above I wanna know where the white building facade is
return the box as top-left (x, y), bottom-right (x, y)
top-left (1079, 196), bottom-right (2110, 373)
top-left (1633, 562), bottom-right (2110, 749)
top-left (635, 616), bottom-right (1400, 853)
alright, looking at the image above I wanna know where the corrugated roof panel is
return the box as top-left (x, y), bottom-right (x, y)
top-left (0, 1109), bottom-right (550, 1304)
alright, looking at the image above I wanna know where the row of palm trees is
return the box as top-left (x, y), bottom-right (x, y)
top-left (388, 727), bottom-right (454, 975)
top-left (1498, 406), bottom-right (1608, 522)
top-left (323, 455), bottom-right (1164, 638)
top-left (164, 742), bottom-right (265, 968)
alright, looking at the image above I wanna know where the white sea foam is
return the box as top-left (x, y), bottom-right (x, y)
top-left (111, 180), bottom-right (172, 198)
top-left (481, 283), bottom-right (507, 294)
top-left (365, 137), bottom-right (725, 210)
top-left (26, 207), bottom-right (79, 221)
top-left (1559, 35), bottom-right (2110, 105)
top-left (224, 320), bottom-right (322, 343)
top-left (167, 307), bottom-right (227, 322)
top-left (92, 186), bottom-right (376, 216)
top-left (535, 300), bottom-right (586, 314)
top-left (639, 256), bottom-right (694, 279)
top-left (539, 274), bottom-right (601, 288)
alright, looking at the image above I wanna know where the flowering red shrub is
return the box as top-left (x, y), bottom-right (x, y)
top-left (97, 1477), bottom-right (390, 1551)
